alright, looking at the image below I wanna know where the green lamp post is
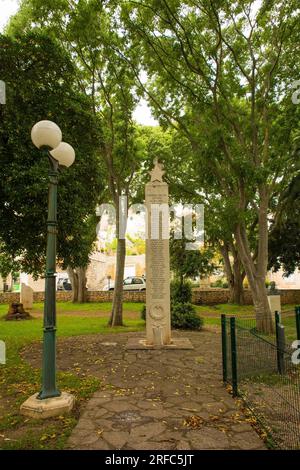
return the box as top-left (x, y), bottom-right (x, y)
top-left (20, 121), bottom-right (76, 418)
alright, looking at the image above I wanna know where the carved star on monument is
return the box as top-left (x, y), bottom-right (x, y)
top-left (149, 158), bottom-right (165, 182)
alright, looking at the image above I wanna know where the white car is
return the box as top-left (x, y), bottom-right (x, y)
top-left (123, 276), bottom-right (146, 291)
top-left (103, 276), bottom-right (146, 291)
top-left (57, 277), bottom-right (72, 291)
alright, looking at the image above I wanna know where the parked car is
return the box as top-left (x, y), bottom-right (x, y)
top-left (123, 276), bottom-right (146, 291)
top-left (62, 280), bottom-right (72, 291)
top-left (103, 276), bottom-right (146, 291)
top-left (57, 278), bottom-right (72, 291)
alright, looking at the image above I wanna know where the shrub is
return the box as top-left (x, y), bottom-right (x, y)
top-left (141, 299), bottom-right (203, 331)
top-left (210, 279), bottom-right (223, 288)
top-left (140, 304), bottom-right (146, 321)
top-left (171, 279), bottom-right (192, 304)
top-left (171, 302), bottom-right (203, 330)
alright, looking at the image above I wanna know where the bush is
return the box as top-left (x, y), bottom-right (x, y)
top-left (210, 279), bottom-right (223, 288)
top-left (141, 299), bottom-right (203, 330)
top-left (140, 304), bottom-right (146, 321)
top-left (171, 302), bottom-right (203, 330)
top-left (171, 279), bottom-right (192, 304)
top-left (210, 279), bottom-right (229, 288)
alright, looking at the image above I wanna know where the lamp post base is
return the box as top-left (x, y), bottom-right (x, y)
top-left (20, 392), bottom-right (75, 419)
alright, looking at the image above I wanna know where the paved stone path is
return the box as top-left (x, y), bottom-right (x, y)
top-left (66, 329), bottom-right (266, 450)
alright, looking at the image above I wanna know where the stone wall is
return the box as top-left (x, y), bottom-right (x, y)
top-left (0, 290), bottom-right (146, 304)
top-left (192, 289), bottom-right (252, 305)
top-left (192, 288), bottom-right (300, 305)
top-left (1, 288), bottom-right (300, 305)
top-left (0, 292), bottom-right (20, 304)
top-left (86, 291), bottom-right (146, 303)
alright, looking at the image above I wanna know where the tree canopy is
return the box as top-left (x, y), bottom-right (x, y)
top-left (0, 31), bottom-right (104, 277)
top-left (2, 1), bottom-right (300, 327)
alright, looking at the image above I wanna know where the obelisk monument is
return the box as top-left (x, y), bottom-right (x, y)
top-left (145, 159), bottom-right (171, 346)
top-left (125, 159), bottom-right (193, 350)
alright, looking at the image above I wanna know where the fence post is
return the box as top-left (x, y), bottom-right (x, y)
top-left (295, 306), bottom-right (300, 343)
top-left (221, 314), bottom-right (227, 383)
top-left (275, 310), bottom-right (280, 373)
top-left (275, 310), bottom-right (281, 330)
top-left (275, 311), bottom-right (286, 376)
top-left (230, 317), bottom-right (238, 397)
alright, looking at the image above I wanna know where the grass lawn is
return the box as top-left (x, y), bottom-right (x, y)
top-left (194, 303), bottom-right (299, 344)
top-left (0, 302), bottom-right (144, 450)
top-left (194, 303), bottom-right (296, 317)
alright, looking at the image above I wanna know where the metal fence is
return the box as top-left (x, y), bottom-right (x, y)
top-left (221, 307), bottom-right (300, 449)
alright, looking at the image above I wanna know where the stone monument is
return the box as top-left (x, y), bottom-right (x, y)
top-left (145, 158), bottom-right (171, 346)
top-left (267, 281), bottom-right (281, 316)
top-left (20, 283), bottom-right (33, 310)
top-left (126, 159), bottom-right (193, 350)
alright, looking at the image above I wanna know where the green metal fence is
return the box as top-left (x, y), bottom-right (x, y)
top-left (221, 307), bottom-right (300, 449)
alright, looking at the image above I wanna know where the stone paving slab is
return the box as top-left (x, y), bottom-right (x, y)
top-left (64, 329), bottom-right (266, 450)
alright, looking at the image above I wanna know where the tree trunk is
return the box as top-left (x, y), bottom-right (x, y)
top-left (220, 243), bottom-right (245, 305)
top-left (109, 238), bottom-right (126, 326)
top-left (230, 264), bottom-right (245, 305)
top-left (252, 276), bottom-right (274, 333)
top-left (231, 244), bottom-right (245, 305)
top-left (67, 266), bottom-right (87, 303)
top-left (108, 202), bottom-right (127, 327)
top-left (77, 267), bottom-right (87, 303)
top-left (67, 266), bottom-right (78, 303)
top-left (234, 219), bottom-right (273, 334)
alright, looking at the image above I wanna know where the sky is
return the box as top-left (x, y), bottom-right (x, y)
top-left (0, 0), bottom-right (158, 126)
top-left (0, 0), bottom-right (19, 31)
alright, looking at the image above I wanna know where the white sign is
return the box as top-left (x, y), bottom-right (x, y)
top-left (0, 80), bottom-right (6, 104)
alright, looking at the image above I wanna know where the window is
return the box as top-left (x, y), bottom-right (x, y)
top-left (133, 278), bottom-right (143, 284)
top-left (123, 278), bottom-right (132, 285)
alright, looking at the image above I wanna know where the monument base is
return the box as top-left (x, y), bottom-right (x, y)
top-left (20, 392), bottom-right (75, 419)
top-left (125, 337), bottom-right (194, 350)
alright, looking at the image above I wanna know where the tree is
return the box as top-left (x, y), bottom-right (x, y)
top-left (63, 215), bottom-right (99, 302)
top-left (0, 246), bottom-right (19, 290)
top-left (0, 32), bottom-right (104, 300)
top-left (269, 137), bottom-right (300, 275)
top-left (170, 234), bottom-right (216, 287)
top-left (9, 0), bottom-right (145, 324)
top-left (139, 126), bottom-right (247, 303)
top-left (268, 209), bottom-right (300, 276)
top-left (121, 0), bottom-right (300, 332)
top-left (136, 125), bottom-right (247, 303)
top-left (204, 197), bottom-right (247, 304)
